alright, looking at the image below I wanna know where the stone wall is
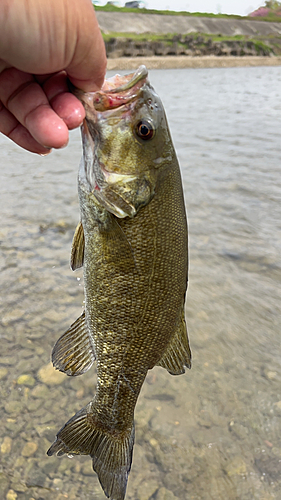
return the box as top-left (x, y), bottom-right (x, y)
top-left (105, 36), bottom-right (274, 59)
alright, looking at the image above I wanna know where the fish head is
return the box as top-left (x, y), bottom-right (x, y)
top-left (76, 66), bottom-right (174, 218)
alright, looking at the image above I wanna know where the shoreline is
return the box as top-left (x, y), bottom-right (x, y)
top-left (107, 55), bottom-right (281, 71)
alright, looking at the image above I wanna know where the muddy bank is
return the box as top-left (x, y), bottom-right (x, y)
top-left (96, 11), bottom-right (281, 36)
top-left (107, 55), bottom-right (281, 71)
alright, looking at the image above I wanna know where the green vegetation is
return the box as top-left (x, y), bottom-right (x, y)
top-left (95, 5), bottom-right (243, 19)
top-left (265, 1), bottom-right (281, 8)
top-left (102, 30), bottom-right (280, 45)
top-left (95, 4), bottom-right (281, 21)
top-left (103, 31), bottom-right (281, 56)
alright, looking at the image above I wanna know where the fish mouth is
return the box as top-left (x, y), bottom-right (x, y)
top-left (73, 65), bottom-right (148, 114)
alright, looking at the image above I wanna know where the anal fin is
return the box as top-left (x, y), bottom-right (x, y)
top-left (52, 312), bottom-right (95, 376)
top-left (157, 308), bottom-right (191, 375)
top-left (70, 221), bottom-right (85, 271)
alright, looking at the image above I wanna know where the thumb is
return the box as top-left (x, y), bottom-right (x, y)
top-left (66, 5), bottom-right (107, 92)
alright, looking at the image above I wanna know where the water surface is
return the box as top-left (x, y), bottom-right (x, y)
top-left (0, 66), bottom-right (280, 500)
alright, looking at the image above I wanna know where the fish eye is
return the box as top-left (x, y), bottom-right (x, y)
top-left (135, 120), bottom-right (155, 141)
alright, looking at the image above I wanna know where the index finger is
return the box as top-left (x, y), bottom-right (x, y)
top-left (0, 67), bottom-right (69, 149)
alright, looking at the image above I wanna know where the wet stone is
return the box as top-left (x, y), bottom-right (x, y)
top-left (31, 384), bottom-right (51, 399)
top-left (0, 367), bottom-right (8, 380)
top-left (81, 461), bottom-right (94, 476)
top-left (10, 481), bottom-right (27, 493)
top-left (25, 466), bottom-right (47, 488)
top-left (17, 374), bottom-right (35, 387)
top-left (5, 418), bottom-right (26, 434)
top-left (21, 441), bottom-right (38, 457)
top-left (53, 477), bottom-right (65, 491)
top-left (28, 399), bottom-right (42, 412)
top-left (17, 356), bottom-right (42, 373)
top-left (2, 308), bottom-right (24, 325)
top-left (14, 457), bottom-right (26, 469)
top-left (225, 456), bottom-right (247, 476)
top-left (228, 420), bottom-right (249, 440)
top-left (4, 400), bottom-right (23, 415)
top-left (274, 401), bottom-right (281, 415)
top-left (155, 487), bottom-right (178, 500)
top-left (137, 480), bottom-right (159, 500)
top-left (272, 447), bottom-right (281, 458)
top-left (19, 349), bottom-right (36, 359)
top-left (37, 362), bottom-right (66, 386)
top-left (6, 490), bottom-right (17, 500)
top-left (41, 460), bottom-right (60, 477)
top-left (0, 475), bottom-right (9, 496)
top-left (0, 356), bottom-right (16, 366)
top-left (35, 424), bottom-right (57, 441)
top-left (1, 436), bottom-right (12, 454)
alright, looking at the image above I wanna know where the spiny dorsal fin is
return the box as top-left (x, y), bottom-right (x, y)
top-left (52, 312), bottom-right (95, 376)
top-left (71, 222), bottom-right (85, 271)
top-left (47, 403), bottom-right (134, 500)
top-left (157, 307), bottom-right (191, 375)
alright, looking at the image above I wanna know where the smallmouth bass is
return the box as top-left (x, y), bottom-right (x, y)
top-left (47, 66), bottom-right (191, 500)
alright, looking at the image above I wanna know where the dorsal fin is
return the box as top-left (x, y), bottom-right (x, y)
top-left (52, 312), bottom-right (95, 376)
top-left (71, 222), bottom-right (85, 271)
top-left (157, 307), bottom-right (191, 375)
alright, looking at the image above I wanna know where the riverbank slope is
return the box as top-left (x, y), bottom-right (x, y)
top-left (96, 11), bottom-right (281, 36)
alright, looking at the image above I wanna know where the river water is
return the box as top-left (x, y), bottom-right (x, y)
top-left (0, 66), bottom-right (280, 500)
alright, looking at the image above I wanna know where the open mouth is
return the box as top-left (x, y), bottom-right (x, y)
top-left (73, 65), bottom-right (148, 114)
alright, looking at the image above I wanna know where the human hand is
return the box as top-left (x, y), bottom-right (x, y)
top-left (0, 0), bottom-right (106, 154)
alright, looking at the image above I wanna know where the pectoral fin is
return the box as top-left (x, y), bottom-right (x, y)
top-left (70, 222), bottom-right (85, 271)
top-left (52, 312), bottom-right (95, 376)
top-left (157, 308), bottom-right (191, 375)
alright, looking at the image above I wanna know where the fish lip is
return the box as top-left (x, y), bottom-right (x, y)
top-left (102, 65), bottom-right (148, 94)
top-left (72, 65), bottom-right (149, 113)
top-left (100, 164), bottom-right (138, 184)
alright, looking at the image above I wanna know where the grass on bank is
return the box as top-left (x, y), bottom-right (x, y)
top-left (95, 4), bottom-right (281, 22)
top-left (102, 31), bottom-right (281, 54)
top-left (95, 5), bottom-right (242, 19)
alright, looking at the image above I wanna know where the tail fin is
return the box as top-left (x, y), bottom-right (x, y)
top-left (47, 403), bottom-right (134, 500)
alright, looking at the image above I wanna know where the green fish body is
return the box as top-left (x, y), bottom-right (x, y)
top-left (48, 66), bottom-right (191, 500)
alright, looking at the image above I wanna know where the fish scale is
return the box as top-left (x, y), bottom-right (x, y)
top-left (48, 66), bottom-right (191, 500)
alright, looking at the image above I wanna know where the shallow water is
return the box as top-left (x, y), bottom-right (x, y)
top-left (0, 66), bottom-right (281, 500)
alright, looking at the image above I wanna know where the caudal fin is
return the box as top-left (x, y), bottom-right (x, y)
top-left (47, 402), bottom-right (134, 500)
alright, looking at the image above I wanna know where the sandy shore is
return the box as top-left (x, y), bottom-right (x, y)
top-left (107, 55), bottom-right (281, 71)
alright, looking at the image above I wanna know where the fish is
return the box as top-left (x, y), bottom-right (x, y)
top-left (47, 65), bottom-right (191, 500)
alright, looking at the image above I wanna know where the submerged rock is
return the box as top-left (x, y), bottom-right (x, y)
top-left (1, 436), bottom-right (12, 454)
top-left (37, 362), bottom-right (66, 386)
top-left (137, 480), bottom-right (159, 500)
top-left (21, 441), bottom-right (38, 457)
top-left (17, 374), bottom-right (35, 387)
top-left (155, 487), bottom-right (178, 500)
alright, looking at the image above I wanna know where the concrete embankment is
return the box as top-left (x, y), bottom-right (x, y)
top-left (96, 11), bottom-right (281, 36)
top-left (97, 11), bottom-right (281, 70)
